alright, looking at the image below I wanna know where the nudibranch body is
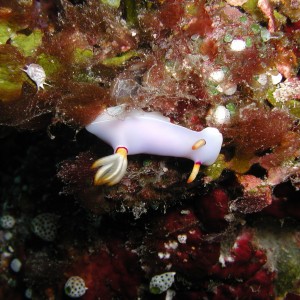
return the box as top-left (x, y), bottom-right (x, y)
top-left (86, 105), bottom-right (223, 186)
top-left (22, 63), bottom-right (50, 91)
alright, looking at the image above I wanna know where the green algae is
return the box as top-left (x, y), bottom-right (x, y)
top-left (223, 33), bottom-right (233, 43)
top-left (276, 244), bottom-right (300, 296)
top-left (274, 10), bottom-right (287, 26)
top-left (251, 24), bottom-right (261, 34)
top-left (256, 223), bottom-right (300, 297)
top-left (73, 48), bottom-right (93, 65)
top-left (225, 103), bottom-right (236, 115)
top-left (124, 0), bottom-right (138, 26)
top-left (11, 29), bottom-right (43, 57)
top-left (245, 37), bottom-right (253, 47)
top-left (242, 0), bottom-right (260, 16)
top-left (0, 45), bottom-right (24, 102)
top-left (37, 53), bottom-right (62, 76)
top-left (228, 154), bottom-right (252, 174)
top-left (203, 154), bottom-right (227, 181)
top-left (0, 22), bottom-right (13, 44)
top-left (101, 50), bottom-right (139, 67)
top-left (100, 0), bottom-right (120, 8)
top-left (267, 90), bottom-right (300, 119)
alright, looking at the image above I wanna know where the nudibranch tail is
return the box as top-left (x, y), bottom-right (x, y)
top-left (91, 147), bottom-right (128, 186)
top-left (187, 162), bottom-right (201, 183)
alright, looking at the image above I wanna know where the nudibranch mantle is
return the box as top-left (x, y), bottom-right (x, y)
top-left (86, 105), bottom-right (223, 186)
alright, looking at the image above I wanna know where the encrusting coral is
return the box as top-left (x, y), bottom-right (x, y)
top-left (0, 0), bottom-right (299, 299)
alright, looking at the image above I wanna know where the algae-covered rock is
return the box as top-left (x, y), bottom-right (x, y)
top-left (0, 0), bottom-right (300, 299)
top-left (0, 45), bottom-right (24, 102)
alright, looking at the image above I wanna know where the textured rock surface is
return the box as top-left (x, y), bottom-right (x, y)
top-left (0, 0), bottom-right (299, 299)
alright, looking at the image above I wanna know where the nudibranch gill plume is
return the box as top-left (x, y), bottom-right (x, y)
top-left (86, 105), bottom-right (223, 186)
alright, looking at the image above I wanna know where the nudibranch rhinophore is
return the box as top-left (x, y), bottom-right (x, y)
top-left (86, 105), bottom-right (223, 186)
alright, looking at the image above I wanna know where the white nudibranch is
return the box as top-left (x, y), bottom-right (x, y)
top-left (86, 105), bottom-right (223, 186)
top-left (22, 63), bottom-right (50, 91)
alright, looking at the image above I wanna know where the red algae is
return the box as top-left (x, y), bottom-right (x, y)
top-left (195, 188), bottom-right (230, 232)
top-left (225, 106), bottom-right (292, 156)
top-left (64, 241), bottom-right (142, 300)
top-left (184, 0), bottom-right (213, 37)
top-left (141, 208), bottom-right (221, 280)
top-left (159, 1), bottom-right (184, 30)
top-left (211, 231), bottom-right (270, 282)
top-left (231, 175), bottom-right (272, 214)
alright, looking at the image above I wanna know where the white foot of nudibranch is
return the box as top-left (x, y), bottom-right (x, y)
top-left (91, 147), bottom-right (128, 186)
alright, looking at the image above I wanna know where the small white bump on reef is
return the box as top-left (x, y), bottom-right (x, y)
top-left (22, 63), bottom-right (51, 91)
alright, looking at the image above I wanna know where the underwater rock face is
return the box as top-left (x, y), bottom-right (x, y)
top-left (0, 0), bottom-right (300, 299)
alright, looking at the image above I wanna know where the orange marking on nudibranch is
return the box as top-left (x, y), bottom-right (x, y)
top-left (187, 162), bottom-right (201, 183)
top-left (116, 147), bottom-right (128, 156)
top-left (192, 139), bottom-right (206, 150)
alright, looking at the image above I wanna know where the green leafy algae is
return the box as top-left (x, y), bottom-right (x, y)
top-left (242, 0), bottom-right (260, 16)
top-left (0, 22), bottom-right (12, 44)
top-left (203, 154), bottom-right (227, 181)
top-left (251, 24), bottom-right (261, 34)
top-left (100, 0), bottom-right (120, 8)
top-left (37, 53), bottom-right (62, 76)
top-left (225, 103), bottom-right (236, 115)
top-left (276, 243), bottom-right (300, 296)
top-left (124, 0), bottom-right (138, 26)
top-left (73, 48), bottom-right (93, 65)
top-left (228, 154), bottom-right (252, 174)
top-left (0, 45), bottom-right (24, 102)
top-left (101, 50), bottom-right (139, 67)
top-left (274, 10), bottom-right (287, 26)
top-left (11, 29), bottom-right (43, 57)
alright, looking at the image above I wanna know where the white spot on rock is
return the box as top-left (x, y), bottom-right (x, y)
top-left (257, 74), bottom-right (268, 86)
top-left (230, 39), bottom-right (246, 51)
top-left (210, 69), bottom-right (225, 83)
top-left (4, 231), bottom-right (13, 241)
top-left (213, 105), bottom-right (231, 124)
top-left (25, 288), bottom-right (32, 299)
top-left (219, 254), bottom-right (226, 267)
top-left (164, 241), bottom-right (178, 250)
top-left (158, 252), bottom-right (171, 259)
top-left (226, 0), bottom-right (248, 5)
top-left (10, 258), bottom-right (22, 272)
top-left (217, 83), bottom-right (237, 96)
top-left (165, 289), bottom-right (176, 300)
top-left (271, 73), bottom-right (283, 85)
top-left (223, 84), bottom-right (237, 96)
